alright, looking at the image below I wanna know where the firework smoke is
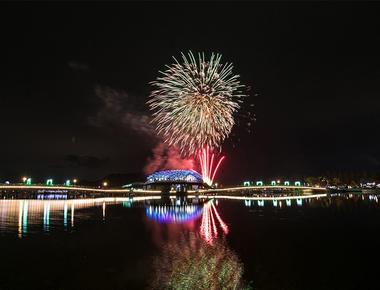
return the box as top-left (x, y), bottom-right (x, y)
top-left (144, 143), bottom-right (195, 175)
top-left (90, 86), bottom-right (194, 174)
top-left (89, 85), bottom-right (153, 136)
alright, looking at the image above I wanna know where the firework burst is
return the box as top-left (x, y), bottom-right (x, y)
top-left (148, 51), bottom-right (246, 156)
top-left (197, 147), bottom-right (225, 186)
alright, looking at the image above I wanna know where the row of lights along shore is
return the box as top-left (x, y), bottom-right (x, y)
top-left (2, 177), bottom-right (110, 188)
top-left (243, 180), bottom-right (303, 186)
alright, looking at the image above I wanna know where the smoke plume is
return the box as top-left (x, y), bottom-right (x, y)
top-left (89, 85), bottom-right (154, 136)
top-left (144, 143), bottom-right (195, 175)
top-left (89, 85), bottom-right (195, 174)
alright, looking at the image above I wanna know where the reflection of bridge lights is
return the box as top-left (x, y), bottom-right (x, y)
top-left (63, 203), bottom-right (68, 229)
top-left (22, 201), bottom-right (28, 235)
top-left (286, 199), bottom-right (292, 206)
top-left (43, 203), bottom-right (50, 232)
top-left (71, 203), bottom-right (74, 227)
top-left (244, 200), bottom-right (252, 207)
top-left (369, 195), bottom-right (379, 203)
top-left (37, 194), bottom-right (67, 200)
top-left (2, 198), bottom-right (147, 236)
top-left (146, 205), bottom-right (203, 223)
top-left (200, 200), bottom-right (229, 244)
top-left (296, 198), bottom-right (303, 206)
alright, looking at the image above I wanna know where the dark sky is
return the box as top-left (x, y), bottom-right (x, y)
top-left (1, 2), bottom-right (380, 184)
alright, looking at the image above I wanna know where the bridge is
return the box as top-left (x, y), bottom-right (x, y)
top-left (187, 185), bottom-right (326, 194)
top-left (0, 184), bottom-right (326, 196)
top-left (0, 184), bottom-right (160, 194)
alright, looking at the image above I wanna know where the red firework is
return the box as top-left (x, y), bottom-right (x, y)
top-left (198, 147), bottom-right (225, 186)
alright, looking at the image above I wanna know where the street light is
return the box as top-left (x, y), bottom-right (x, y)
top-left (22, 177), bottom-right (32, 185)
top-left (103, 181), bottom-right (108, 187)
top-left (73, 178), bottom-right (78, 184)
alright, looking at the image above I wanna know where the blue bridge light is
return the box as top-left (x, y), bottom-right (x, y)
top-left (146, 170), bottom-right (203, 184)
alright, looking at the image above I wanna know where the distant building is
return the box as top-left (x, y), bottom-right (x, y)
top-left (144, 170), bottom-right (204, 193)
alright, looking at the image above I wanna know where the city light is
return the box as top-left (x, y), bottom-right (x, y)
top-left (102, 181), bottom-right (108, 187)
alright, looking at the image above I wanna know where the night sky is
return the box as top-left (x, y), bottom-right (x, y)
top-left (1, 3), bottom-right (380, 184)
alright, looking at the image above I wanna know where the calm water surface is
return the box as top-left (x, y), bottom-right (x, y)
top-left (0, 194), bottom-right (379, 290)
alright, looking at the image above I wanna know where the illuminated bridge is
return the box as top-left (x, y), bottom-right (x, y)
top-left (188, 185), bottom-right (326, 194)
top-left (0, 184), bottom-right (326, 196)
top-left (145, 170), bottom-right (204, 192)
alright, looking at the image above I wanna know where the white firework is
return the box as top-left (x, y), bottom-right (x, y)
top-left (148, 51), bottom-right (246, 156)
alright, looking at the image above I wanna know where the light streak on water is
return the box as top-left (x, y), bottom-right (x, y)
top-left (0, 197), bottom-right (161, 236)
top-left (63, 203), bottom-right (68, 229)
top-left (18, 201), bottom-right (23, 238)
top-left (22, 201), bottom-right (28, 235)
top-left (146, 204), bottom-right (202, 223)
top-left (200, 200), bottom-right (229, 244)
top-left (43, 203), bottom-right (50, 232)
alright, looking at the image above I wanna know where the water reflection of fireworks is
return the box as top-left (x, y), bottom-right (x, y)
top-left (200, 200), bottom-right (229, 244)
top-left (145, 200), bottom-right (230, 245)
top-left (149, 233), bottom-right (245, 290)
